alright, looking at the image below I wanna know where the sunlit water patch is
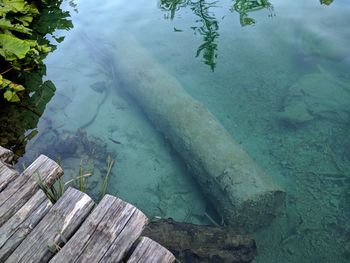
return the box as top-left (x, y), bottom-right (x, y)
top-left (15, 0), bottom-right (350, 262)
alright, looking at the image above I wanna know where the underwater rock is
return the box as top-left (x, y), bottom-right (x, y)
top-left (112, 33), bottom-right (285, 231)
top-left (143, 219), bottom-right (257, 263)
top-left (278, 73), bottom-right (350, 125)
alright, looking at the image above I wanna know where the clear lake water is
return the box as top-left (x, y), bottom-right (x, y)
top-left (13, 0), bottom-right (350, 262)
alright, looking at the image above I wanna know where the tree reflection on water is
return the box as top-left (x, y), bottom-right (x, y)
top-left (159, 0), bottom-right (274, 70)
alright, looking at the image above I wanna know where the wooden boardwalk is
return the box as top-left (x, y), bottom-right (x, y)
top-left (0, 146), bottom-right (175, 263)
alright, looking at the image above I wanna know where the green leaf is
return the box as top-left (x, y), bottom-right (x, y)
top-left (4, 90), bottom-right (20, 102)
top-left (0, 0), bottom-right (26, 14)
top-left (0, 33), bottom-right (31, 60)
top-left (0, 0), bottom-right (39, 15)
top-left (0, 18), bottom-right (32, 34)
top-left (0, 75), bottom-right (11, 89)
top-left (15, 15), bottom-right (33, 26)
top-left (9, 83), bottom-right (25, 91)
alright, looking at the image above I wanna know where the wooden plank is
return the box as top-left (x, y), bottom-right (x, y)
top-left (127, 237), bottom-right (175, 263)
top-left (0, 146), bottom-right (14, 163)
top-left (0, 155), bottom-right (63, 227)
top-left (0, 161), bottom-right (18, 192)
top-left (6, 187), bottom-right (95, 263)
top-left (99, 203), bottom-right (149, 263)
top-left (50, 195), bottom-right (148, 263)
top-left (0, 190), bottom-right (52, 261)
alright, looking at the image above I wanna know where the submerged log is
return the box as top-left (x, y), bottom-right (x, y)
top-left (112, 33), bottom-right (285, 230)
top-left (142, 219), bottom-right (257, 263)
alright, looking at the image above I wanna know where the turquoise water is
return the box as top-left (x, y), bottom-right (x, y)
top-left (17, 0), bottom-right (350, 262)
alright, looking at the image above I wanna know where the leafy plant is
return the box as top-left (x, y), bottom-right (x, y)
top-left (0, 0), bottom-right (49, 101)
top-left (0, 0), bottom-right (72, 102)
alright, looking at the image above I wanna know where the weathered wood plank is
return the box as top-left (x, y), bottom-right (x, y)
top-left (127, 237), bottom-right (175, 263)
top-left (0, 146), bottom-right (14, 163)
top-left (100, 203), bottom-right (149, 263)
top-left (0, 190), bottom-right (52, 261)
top-left (6, 187), bottom-right (95, 263)
top-left (50, 195), bottom-right (148, 263)
top-left (0, 161), bottom-right (18, 192)
top-left (0, 155), bottom-right (63, 227)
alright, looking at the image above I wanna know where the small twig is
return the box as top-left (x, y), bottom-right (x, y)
top-left (0, 67), bottom-right (13, 75)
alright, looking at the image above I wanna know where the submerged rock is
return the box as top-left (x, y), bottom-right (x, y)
top-left (278, 73), bottom-right (350, 125)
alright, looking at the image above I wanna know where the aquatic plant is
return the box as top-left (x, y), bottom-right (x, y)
top-left (100, 155), bottom-right (115, 198)
top-left (35, 155), bottom-right (115, 203)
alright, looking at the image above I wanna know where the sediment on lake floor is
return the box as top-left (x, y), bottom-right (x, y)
top-left (111, 33), bottom-right (286, 231)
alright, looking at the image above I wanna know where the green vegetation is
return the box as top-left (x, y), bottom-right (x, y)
top-left (35, 156), bottom-right (115, 203)
top-left (0, 0), bottom-right (72, 157)
top-left (0, 0), bottom-right (72, 102)
top-left (100, 155), bottom-right (115, 197)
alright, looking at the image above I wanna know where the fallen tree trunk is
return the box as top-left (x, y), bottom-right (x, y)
top-left (143, 219), bottom-right (257, 263)
top-left (112, 33), bottom-right (285, 231)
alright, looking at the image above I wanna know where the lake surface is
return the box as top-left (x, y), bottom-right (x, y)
top-left (16, 0), bottom-right (350, 262)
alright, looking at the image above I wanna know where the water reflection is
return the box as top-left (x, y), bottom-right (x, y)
top-left (159, 0), bottom-right (189, 20)
top-left (191, 1), bottom-right (219, 71)
top-left (320, 0), bottom-right (334, 5)
top-left (160, 0), bottom-right (338, 70)
top-left (230, 0), bottom-right (274, 26)
top-left (160, 0), bottom-right (275, 70)
top-left (160, 0), bottom-right (219, 70)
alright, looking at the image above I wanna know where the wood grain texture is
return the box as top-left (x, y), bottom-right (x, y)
top-left (0, 155), bottom-right (63, 227)
top-left (0, 161), bottom-right (18, 192)
top-left (0, 190), bottom-right (52, 261)
top-left (127, 237), bottom-right (175, 263)
top-left (6, 187), bottom-right (94, 263)
top-left (0, 146), bottom-right (14, 163)
top-left (50, 194), bottom-right (148, 263)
